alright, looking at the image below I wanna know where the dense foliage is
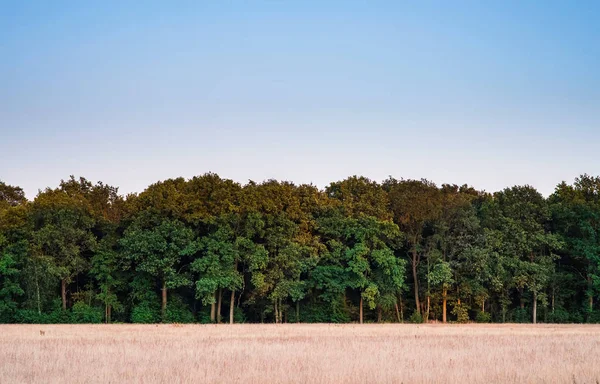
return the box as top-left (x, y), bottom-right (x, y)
top-left (1, 174), bottom-right (599, 324)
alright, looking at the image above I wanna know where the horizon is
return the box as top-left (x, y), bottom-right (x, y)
top-left (4, 171), bottom-right (589, 201)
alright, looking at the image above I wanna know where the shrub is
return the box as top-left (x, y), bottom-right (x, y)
top-left (409, 310), bottom-right (423, 324)
top-left (131, 303), bottom-right (160, 323)
top-left (71, 302), bottom-right (103, 324)
top-left (475, 311), bottom-right (491, 323)
top-left (451, 303), bottom-right (469, 323)
top-left (233, 307), bottom-right (247, 323)
top-left (165, 297), bottom-right (195, 323)
top-left (587, 310), bottom-right (600, 324)
top-left (547, 308), bottom-right (570, 323)
top-left (14, 309), bottom-right (51, 324)
top-left (513, 308), bottom-right (529, 323)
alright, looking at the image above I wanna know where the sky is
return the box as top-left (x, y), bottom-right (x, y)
top-left (1, 1), bottom-right (599, 199)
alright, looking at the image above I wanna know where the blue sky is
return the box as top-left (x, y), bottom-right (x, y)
top-left (1, 1), bottom-right (599, 198)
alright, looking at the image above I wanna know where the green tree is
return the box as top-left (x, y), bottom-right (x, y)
top-left (30, 188), bottom-right (96, 310)
top-left (550, 175), bottom-right (600, 318)
top-left (120, 215), bottom-right (196, 321)
top-left (384, 178), bottom-right (442, 316)
top-left (490, 186), bottom-right (561, 323)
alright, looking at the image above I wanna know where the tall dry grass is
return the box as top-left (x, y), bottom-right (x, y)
top-left (1, 323), bottom-right (600, 383)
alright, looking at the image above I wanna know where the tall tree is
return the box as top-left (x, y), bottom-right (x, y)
top-left (490, 186), bottom-right (561, 323)
top-left (384, 178), bottom-right (442, 317)
top-left (30, 188), bottom-right (96, 310)
top-left (120, 214), bottom-right (196, 320)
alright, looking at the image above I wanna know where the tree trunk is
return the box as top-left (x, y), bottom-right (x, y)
top-left (280, 299), bottom-right (284, 323)
top-left (532, 291), bottom-right (537, 324)
top-left (274, 300), bottom-right (279, 324)
top-left (61, 279), bottom-right (67, 311)
top-left (589, 275), bottom-right (594, 314)
top-left (296, 301), bottom-right (300, 323)
top-left (217, 288), bottom-right (222, 323)
top-left (519, 287), bottom-right (524, 309)
top-left (161, 279), bottom-right (167, 321)
top-left (400, 299), bottom-right (404, 323)
top-left (35, 266), bottom-right (41, 315)
top-left (107, 304), bottom-right (111, 324)
top-left (425, 295), bottom-right (430, 322)
top-left (412, 247), bottom-right (420, 315)
top-left (359, 296), bottom-right (363, 324)
top-left (229, 290), bottom-right (235, 324)
top-left (395, 302), bottom-right (401, 323)
top-left (378, 306), bottom-right (382, 322)
top-left (442, 288), bottom-right (447, 323)
top-left (210, 291), bottom-right (216, 323)
top-left (482, 298), bottom-right (485, 313)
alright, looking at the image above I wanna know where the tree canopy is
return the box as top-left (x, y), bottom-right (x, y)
top-left (1, 174), bottom-right (599, 324)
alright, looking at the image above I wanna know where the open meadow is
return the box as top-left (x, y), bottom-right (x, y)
top-left (1, 324), bottom-right (600, 383)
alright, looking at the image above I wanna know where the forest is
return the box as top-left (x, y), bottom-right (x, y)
top-left (0, 173), bottom-right (599, 325)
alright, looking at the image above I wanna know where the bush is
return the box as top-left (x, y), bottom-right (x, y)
top-left (14, 309), bottom-right (51, 324)
top-left (570, 311), bottom-right (584, 324)
top-left (71, 302), bottom-right (103, 324)
top-left (165, 297), bottom-right (195, 323)
top-left (547, 308), bottom-right (570, 323)
top-left (131, 303), bottom-right (160, 323)
top-left (409, 310), bottom-right (423, 324)
top-left (513, 308), bottom-right (529, 323)
top-left (475, 311), bottom-right (491, 323)
top-left (197, 306), bottom-right (213, 324)
top-left (232, 306), bottom-right (247, 323)
top-left (300, 300), bottom-right (351, 323)
top-left (451, 303), bottom-right (469, 323)
top-left (587, 310), bottom-right (600, 324)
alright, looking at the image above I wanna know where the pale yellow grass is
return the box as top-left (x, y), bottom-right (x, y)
top-left (1, 324), bottom-right (600, 384)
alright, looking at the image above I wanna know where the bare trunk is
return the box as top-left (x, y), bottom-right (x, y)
top-left (532, 291), bottom-right (537, 324)
top-left (589, 276), bottom-right (594, 313)
top-left (400, 299), bottom-right (404, 323)
top-left (161, 279), bottom-right (167, 321)
top-left (482, 298), bottom-right (485, 313)
top-left (425, 295), bottom-right (430, 322)
top-left (551, 291), bottom-right (555, 313)
top-left (296, 301), bottom-right (300, 323)
top-left (442, 288), bottom-right (447, 323)
top-left (229, 290), bottom-right (235, 324)
top-left (378, 306), bottom-right (382, 322)
top-left (217, 288), bottom-right (222, 323)
top-left (61, 279), bottom-right (67, 311)
top-left (412, 247), bottom-right (420, 315)
top-left (210, 291), bottom-right (216, 323)
top-left (107, 304), bottom-right (111, 324)
top-left (35, 266), bottom-right (41, 315)
top-left (105, 287), bottom-right (111, 324)
top-left (274, 300), bottom-right (279, 324)
top-left (359, 296), bottom-right (363, 324)
top-left (395, 302), bottom-right (401, 323)
top-left (519, 287), bottom-right (524, 309)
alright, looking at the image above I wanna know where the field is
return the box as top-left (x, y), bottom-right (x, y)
top-left (1, 324), bottom-right (600, 383)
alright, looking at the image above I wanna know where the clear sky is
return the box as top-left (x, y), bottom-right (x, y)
top-left (1, 1), bottom-right (599, 199)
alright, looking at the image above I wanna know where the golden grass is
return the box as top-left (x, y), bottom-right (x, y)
top-left (2, 324), bottom-right (600, 383)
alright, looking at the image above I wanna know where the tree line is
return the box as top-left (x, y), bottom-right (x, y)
top-left (1, 173), bottom-right (599, 324)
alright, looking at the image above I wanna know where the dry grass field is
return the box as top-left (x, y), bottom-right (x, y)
top-left (1, 324), bottom-right (600, 383)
